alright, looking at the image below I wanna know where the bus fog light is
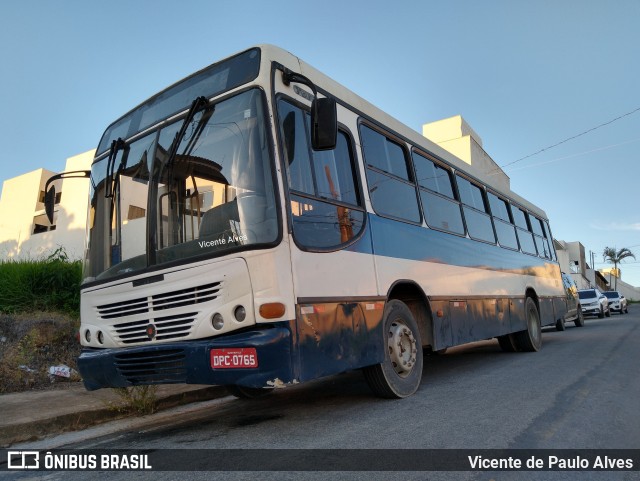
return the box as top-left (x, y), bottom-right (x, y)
top-left (84, 329), bottom-right (91, 343)
top-left (97, 331), bottom-right (104, 344)
top-left (212, 313), bottom-right (225, 330)
top-left (234, 305), bottom-right (246, 322)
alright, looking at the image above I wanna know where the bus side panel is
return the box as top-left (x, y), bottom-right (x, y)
top-left (539, 297), bottom-right (556, 327)
top-left (509, 298), bottom-right (527, 332)
top-left (553, 296), bottom-right (568, 323)
top-left (295, 302), bottom-right (384, 382)
top-left (429, 300), bottom-right (453, 351)
top-left (448, 298), bottom-right (513, 347)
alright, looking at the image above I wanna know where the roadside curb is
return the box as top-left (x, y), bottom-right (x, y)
top-left (0, 386), bottom-right (228, 447)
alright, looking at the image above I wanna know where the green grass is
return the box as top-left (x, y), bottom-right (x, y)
top-left (0, 248), bottom-right (81, 317)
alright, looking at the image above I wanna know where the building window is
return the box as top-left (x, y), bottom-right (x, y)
top-left (127, 205), bottom-right (146, 220)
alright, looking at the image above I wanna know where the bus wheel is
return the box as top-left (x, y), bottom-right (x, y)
top-left (574, 310), bottom-right (585, 327)
top-left (363, 300), bottom-right (423, 399)
top-left (513, 297), bottom-right (542, 352)
top-left (226, 385), bottom-right (273, 399)
top-left (555, 316), bottom-right (566, 331)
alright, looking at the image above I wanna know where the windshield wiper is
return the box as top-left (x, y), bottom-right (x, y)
top-left (165, 96), bottom-right (213, 166)
top-left (105, 138), bottom-right (128, 198)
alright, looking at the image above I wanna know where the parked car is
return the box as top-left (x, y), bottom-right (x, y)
top-left (558, 273), bottom-right (583, 329)
top-left (578, 288), bottom-right (610, 318)
top-left (602, 291), bottom-right (629, 314)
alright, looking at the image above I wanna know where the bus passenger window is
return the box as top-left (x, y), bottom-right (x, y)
top-left (531, 215), bottom-right (549, 258)
top-left (456, 175), bottom-right (495, 243)
top-left (361, 125), bottom-right (420, 223)
top-left (488, 192), bottom-right (518, 250)
top-left (412, 152), bottom-right (463, 234)
top-left (513, 207), bottom-right (537, 255)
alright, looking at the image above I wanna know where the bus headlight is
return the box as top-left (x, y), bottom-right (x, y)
top-left (212, 313), bottom-right (224, 330)
top-left (234, 305), bottom-right (246, 322)
top-left (84, 329), bottom-right (91, 343)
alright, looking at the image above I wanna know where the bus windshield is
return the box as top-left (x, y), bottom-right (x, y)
top-left (84, 88), bottom-right (278, 283)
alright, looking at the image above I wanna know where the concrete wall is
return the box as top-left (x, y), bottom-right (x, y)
top-left (422, 115), bottom-right (510, 192)
top-left (0, 150), bottom-right (94, 261)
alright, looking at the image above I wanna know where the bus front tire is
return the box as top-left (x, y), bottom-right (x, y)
top-left (512, 297), bottom-right (542, 352)
top-left (574, 310), bottom-right (584, 327)
top-left (363, 300), bottom-right (424, 399)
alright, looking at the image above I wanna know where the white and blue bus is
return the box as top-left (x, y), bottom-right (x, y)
top-left (46, 45), bottom-right (568, 398)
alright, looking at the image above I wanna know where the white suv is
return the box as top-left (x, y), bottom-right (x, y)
top-left (578, 288), bottom-right (610, 318)
top-left (602, 291), bottom-right (629, 314)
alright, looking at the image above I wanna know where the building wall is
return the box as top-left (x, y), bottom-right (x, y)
top-left (422, 115), bottom-right (511, 192)
top-left (0, 150), bottom-right (94, 261)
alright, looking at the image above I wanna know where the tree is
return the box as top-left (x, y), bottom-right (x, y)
top-left (602, 247), bottom-right (636, 290)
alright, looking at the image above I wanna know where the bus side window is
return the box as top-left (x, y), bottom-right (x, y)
top-left (488, 192), bottom-right (519, 250)
top-left (531, 215), bottom-right (549, 259)
top-left (412, 152), bottom-right (464, 235)
top-left (361, 125), bottom-right (421, 223)
top-left (278, 98), bottom-right (364, 249)
top-left (456, 175), bottom-right (495, 243)
top-left (543, 220), bottom-right (557, 261)
top-left (513, 206), bottom-right (537, 255)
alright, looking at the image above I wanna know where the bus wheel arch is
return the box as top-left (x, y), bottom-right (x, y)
top-left (386, 280), bottom-right (434, 349)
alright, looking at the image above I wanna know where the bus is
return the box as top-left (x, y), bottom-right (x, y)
top-left (45, 45), bottom-right (568, 399)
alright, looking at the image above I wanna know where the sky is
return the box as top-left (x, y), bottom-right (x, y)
top-left (1, 0), bottom-right (639, 285)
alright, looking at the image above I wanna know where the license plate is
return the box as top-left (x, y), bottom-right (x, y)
top-left (210, 348), bottom-right (258, 369)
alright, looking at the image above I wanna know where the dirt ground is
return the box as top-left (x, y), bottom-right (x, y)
top-left (0, 312), bottom-right (82, 393)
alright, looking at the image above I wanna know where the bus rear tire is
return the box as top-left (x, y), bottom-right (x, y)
top-left (555, 316), bottom-right (566, 331)
top-left (513, 297), bottom-right (542, 352)
top-left (497, 334), bottom-right (518, 352)
top-left (226, 385), bottom-right (273, 399)
top-left (574, 310), bottom-right (584, 327)
top-left (363, 300), bottom-right (423, 399)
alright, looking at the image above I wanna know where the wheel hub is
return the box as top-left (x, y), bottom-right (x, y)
top-left (387, 320), bottom-right (418, 378)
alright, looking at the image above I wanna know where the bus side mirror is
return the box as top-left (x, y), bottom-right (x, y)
top-left (311, 97), bottom-right (337, 151)
top-left (44, 186), bottom-right (56, 224)
top-left (42, 170), bottom-right (91, 224)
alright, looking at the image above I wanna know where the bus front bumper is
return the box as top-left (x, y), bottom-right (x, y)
top-left (77, 324), bottom-right (294, 391)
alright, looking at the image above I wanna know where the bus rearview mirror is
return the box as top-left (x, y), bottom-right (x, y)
top-left (311, 97), bottom-right (337, 151)
top-left (44, 186), bottom-right (56, 224)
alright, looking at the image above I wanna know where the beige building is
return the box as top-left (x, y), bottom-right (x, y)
top-left (0, 150), bottom-right (94, 261)
top-left (423, 115), bottom-right (510, 192)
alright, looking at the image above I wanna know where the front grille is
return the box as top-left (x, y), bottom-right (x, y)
top-left (97, 297), bottom-right (149, 319)
top-left (96, 281), bottom-right (222, 321)
top-left (94, 280), bottom-right (224, 345)
top-left (113, 312), bottom-right (197, 344)
top-left (114, 348), bottom-right (187, 384)
top-left (151, 282), bottom-right (221, 310)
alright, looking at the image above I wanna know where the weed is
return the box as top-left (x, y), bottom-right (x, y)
top-left (108, 386), bottom-right (158, 415)
top-left (0, 248), bottom-right (82, 317)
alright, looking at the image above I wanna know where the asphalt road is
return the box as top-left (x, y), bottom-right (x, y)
top-left (4, 310), bottom-right (640, 481)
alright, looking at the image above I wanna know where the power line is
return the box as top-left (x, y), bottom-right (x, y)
top-left (505, 137), bottom-right (640, 173)
top-left (500, 105), bottom-right (640, 170)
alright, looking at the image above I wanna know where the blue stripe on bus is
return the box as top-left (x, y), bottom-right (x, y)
top-left (359, 214), bottom-right (553, 275)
